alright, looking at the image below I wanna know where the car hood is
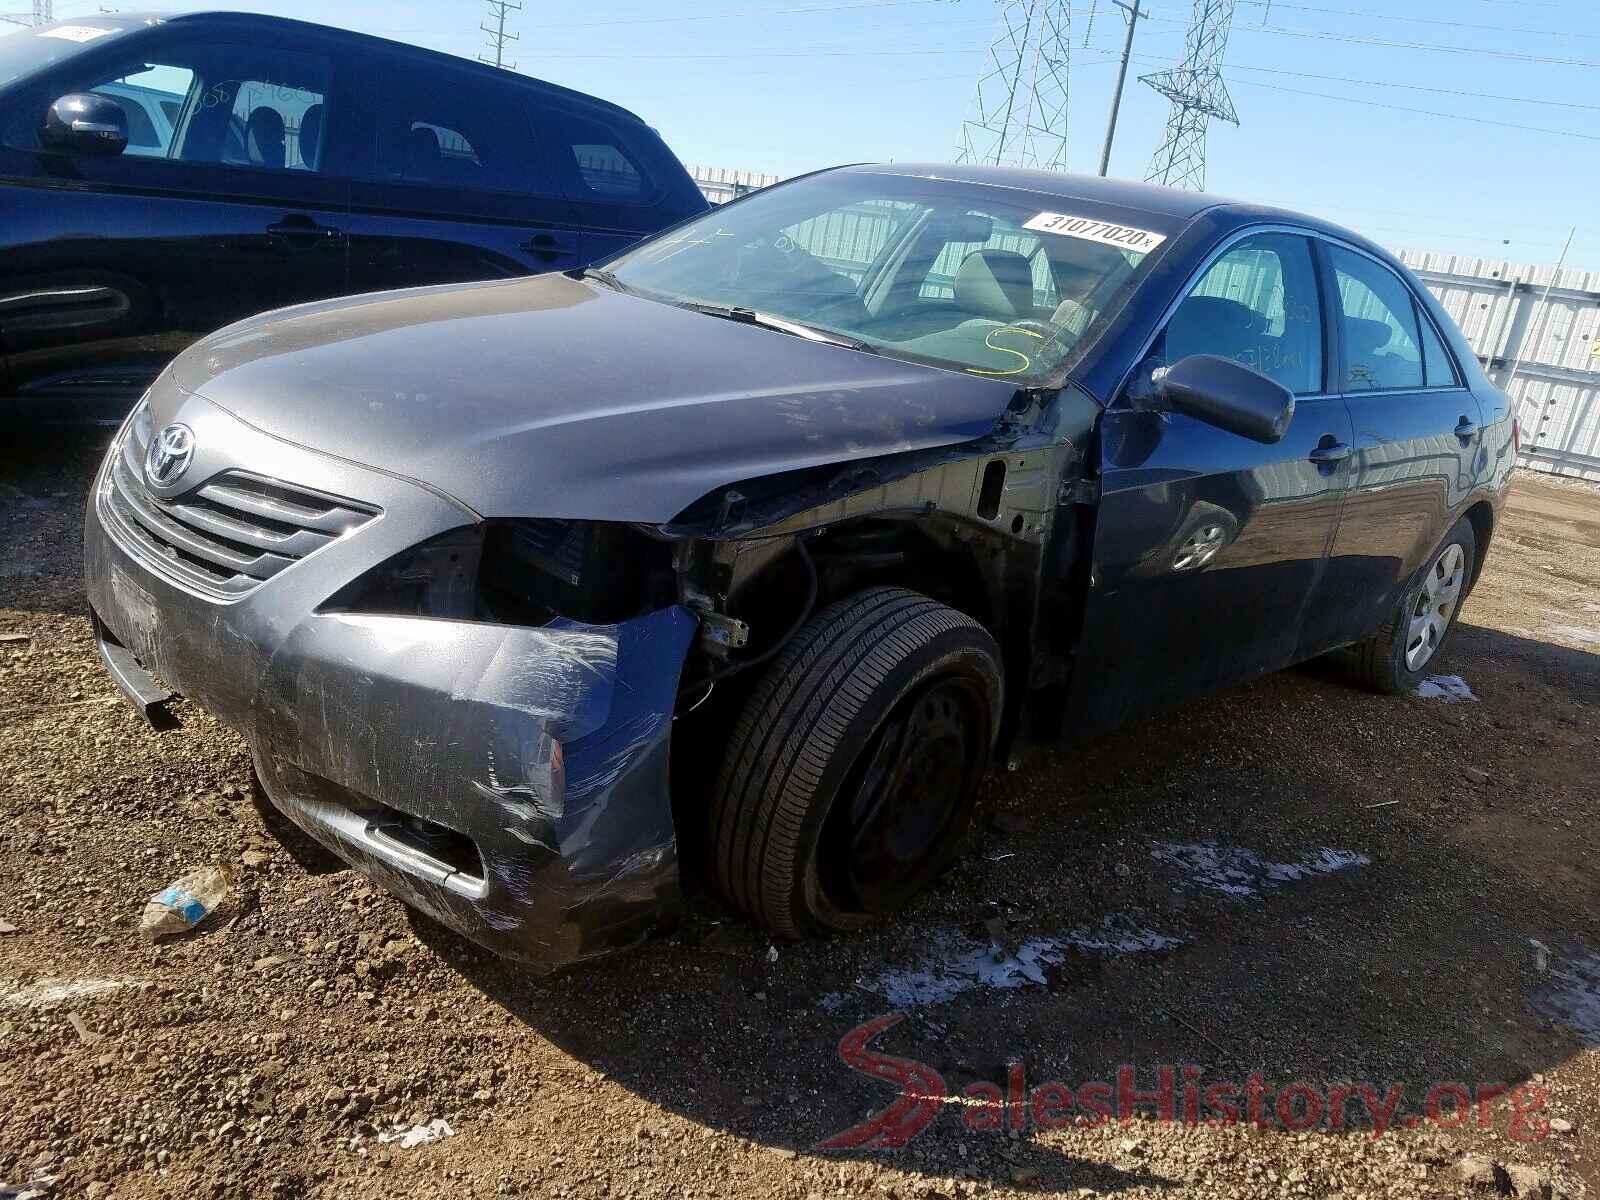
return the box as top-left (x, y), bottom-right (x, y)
top-left (166, 274), bottom-right (1018, 522)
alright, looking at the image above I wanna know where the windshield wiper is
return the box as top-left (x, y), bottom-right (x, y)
top-left (572, 267), bottom-right (631, 293)
top-left (679, 302), bottom-right (879, 355)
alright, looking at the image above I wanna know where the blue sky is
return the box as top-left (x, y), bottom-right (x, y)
top-left (18, 0), bottom-right (1600, 270)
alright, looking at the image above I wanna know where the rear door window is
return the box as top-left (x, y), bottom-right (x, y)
top-left (219, 65), bottom-right (327, 171)
top-left (571, 140), bottom-right (643, 198)
top-left (1327, 245), bottom-right (1425, 392)
top-left (372, 66), bottom-right (560, 195)
top-left (1418, 310), bottom-right (1460, 388)
top-left (1161, 232), bottom-right (1325, 395)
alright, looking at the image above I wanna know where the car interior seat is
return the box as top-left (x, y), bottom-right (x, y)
top-left (1344, 316), bottom-right (1415, 389)
top-left (951, 249), bottom-right (1037, 323)
top-left (1165, 295), bottom-right (1267, 372)
top-left (244, 107), bottom-right (286, 170)
top-left (297, 104), bottom-right (322, 170)
top-left (404, 126), bottom-right (443, 180)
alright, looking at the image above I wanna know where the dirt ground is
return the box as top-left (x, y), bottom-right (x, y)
top-left (2, 429), bottom-right (1598, 1200)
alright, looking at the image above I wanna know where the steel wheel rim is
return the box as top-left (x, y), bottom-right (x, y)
top-left (1405, 541), bottom-right (1464, 672)
top-left (819, 674), bottom-right (989, 915)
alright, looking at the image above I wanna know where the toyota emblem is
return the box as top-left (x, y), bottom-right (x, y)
top-left (144, 423), bottom-right (196, 488)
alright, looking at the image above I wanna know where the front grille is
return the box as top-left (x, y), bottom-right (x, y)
top-left (98, 404), bottom-right (379, 600)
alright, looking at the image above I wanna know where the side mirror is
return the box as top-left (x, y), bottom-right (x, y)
top-left (1134, 353), bottom-right (1294, 444)
top-left (41, 93), bottom-right (128, 157)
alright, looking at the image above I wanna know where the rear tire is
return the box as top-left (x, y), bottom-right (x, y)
top-left (709, 588), bottom-right (1002, 939)
top-left (1353, 516), bottom-right (1476, 694)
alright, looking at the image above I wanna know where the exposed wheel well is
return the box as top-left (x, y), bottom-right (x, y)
top-left (1462, 500), bottom-right (1494, 591)
top-left (730, 517), bottom-right (1003, 641)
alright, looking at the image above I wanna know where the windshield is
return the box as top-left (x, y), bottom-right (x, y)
top-left (605, 170), bottom-right (1173, 384)
top-left (0, 22), bottom-right (128, 89)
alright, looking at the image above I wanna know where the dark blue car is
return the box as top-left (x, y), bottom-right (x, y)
top-left (0, 12), bottom-right (707, 418)
top-left (82, 164), bottom-right (1516, 968)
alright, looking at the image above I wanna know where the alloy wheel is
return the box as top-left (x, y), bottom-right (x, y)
top-left (1173, 522), bottom-right (1227, 571)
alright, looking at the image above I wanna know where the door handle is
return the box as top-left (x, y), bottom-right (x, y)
top-left (1455, 416), bottom-right (1479, 440)
top-left (520, 233), bottom-right (574, 262)
top-left (266, 216), bottom-right (342, 243)
top-left (1308, 440), bottom-right (1352, 467)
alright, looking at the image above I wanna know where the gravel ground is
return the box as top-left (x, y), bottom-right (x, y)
top-left (2, 428), bottom-right (1597, 1200)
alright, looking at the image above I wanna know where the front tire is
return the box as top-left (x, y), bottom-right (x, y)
top-left (709, 588), bottom-right (1003, 940)
top-left (1353, 516), bottom-right (1476, 693)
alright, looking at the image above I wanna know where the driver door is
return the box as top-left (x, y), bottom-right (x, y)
top-left (1065, 231), bottom-right (1356, 735)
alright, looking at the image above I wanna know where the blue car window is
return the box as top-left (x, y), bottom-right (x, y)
top-left (1328, 246), bottom-right (1425, 392)
top-left (1164, 233), bottom-right (1324, 395)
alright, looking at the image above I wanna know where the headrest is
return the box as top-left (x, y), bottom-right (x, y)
top-left (954, 248), bottom-right (1036, 321)
top-left (298, 103), bottom-right (322, 169)
top-left (1165, 296), bottom-right (1263, 361)
top-left (1345, 317), bottom-right (1394, 358)
top-left (405, 125), bottom-right (441, 175)
top-left (245, 106), bottom-right (285, 169)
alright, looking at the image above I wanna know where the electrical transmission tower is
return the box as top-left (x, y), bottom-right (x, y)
top-left (1139, 0), bottom-right (1237, 190)
top-left (479, 0), bottom-right (521, 70)
top-left (1, 0), bottom-right (52, 26)
top-left (955, 0), bottom-right (1072, 172)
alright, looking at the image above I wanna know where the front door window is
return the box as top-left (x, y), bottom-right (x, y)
top-left (1161, 232), bottom-right (1325, 395)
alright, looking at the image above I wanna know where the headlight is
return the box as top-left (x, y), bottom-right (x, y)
top-left (324, 521), bottom-right (677, 626)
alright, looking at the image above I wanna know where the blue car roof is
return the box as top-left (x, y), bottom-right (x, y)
top-left (43, 11), bottom-right (652, 127)
top-left (841, 162), bottom-right (1390, 259)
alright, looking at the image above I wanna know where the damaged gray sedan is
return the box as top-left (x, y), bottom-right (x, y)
top-left (86, 165), bottom-right (1513, 969)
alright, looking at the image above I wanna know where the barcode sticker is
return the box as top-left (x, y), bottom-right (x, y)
top-left (1022, 211), bottom-right (1167, 253)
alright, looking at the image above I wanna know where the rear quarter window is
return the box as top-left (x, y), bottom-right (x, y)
top-left (547, 109), bottom-right (657, 203)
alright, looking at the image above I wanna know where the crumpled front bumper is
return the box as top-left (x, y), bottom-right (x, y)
top-left (85, 387), bottom-right (697, 970)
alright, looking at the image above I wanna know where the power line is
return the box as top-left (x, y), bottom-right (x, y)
top-left (1119, 48), bottom-right (1600, 127)
top-left (1234, 0), bottom-right (1600, 42)
top-left (1231, 78), bottom-right (1600, 143)
top-left (529, 0), bottom-right (956, 30)
top-left (1220, 62), bottom-right (1600, 114)
top-left (1138, 11), bottom-right (1600, 69)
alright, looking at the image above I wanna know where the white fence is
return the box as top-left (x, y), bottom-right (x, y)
top-left (1395, 253), bottom-right (1600, 482)
top-left (688, 164), bottom-right (782, 206)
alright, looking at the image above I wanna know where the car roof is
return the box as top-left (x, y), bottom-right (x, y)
top-left (838, 162), bottom-right (1391, 258)
top-left (69, 11), bottom-right (651, 127)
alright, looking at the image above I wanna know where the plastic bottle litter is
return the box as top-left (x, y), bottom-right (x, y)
top-left (139, 865), bottom-right (235, 940)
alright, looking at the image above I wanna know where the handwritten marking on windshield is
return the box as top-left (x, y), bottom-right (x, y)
top-left (966, 324), bottom-right (1044, 377)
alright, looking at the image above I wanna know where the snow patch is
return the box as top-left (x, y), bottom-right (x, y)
top-left (1416, 675), bottom-right (1477, 702)
top-left (1151, 842), bottom-right (1370, 900)
top-left (378, 1118), bottom-right (455, 1149)
top-left (1530, 946), bottom-right (1600, 1047)
top-left (863, 916), bottom-right (1181, 1009)
top-left (3, 977), bottom-right (128, 1009)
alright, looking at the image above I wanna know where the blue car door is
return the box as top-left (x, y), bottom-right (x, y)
top-left (1068, 231), bottom-right (1356, 734)
top-left (1313, 241), bottom-right (1490, 650)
